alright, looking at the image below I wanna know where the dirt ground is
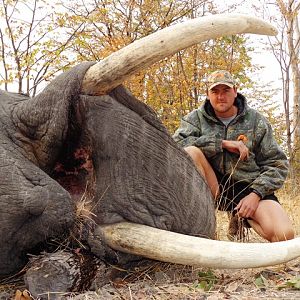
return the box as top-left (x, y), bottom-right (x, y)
top-left (1, 187), bottom-right (300, 300)
top-left (2, 255), bottom-right (300, 300)
top-left (73, 259), bottom-right (300, 300)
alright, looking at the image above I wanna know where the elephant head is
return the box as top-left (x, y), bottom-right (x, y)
top-left (1, 13), bottom-right (299, 277)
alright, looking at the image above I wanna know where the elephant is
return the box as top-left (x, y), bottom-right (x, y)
top-left (0, 13), bottom-right (299, 279)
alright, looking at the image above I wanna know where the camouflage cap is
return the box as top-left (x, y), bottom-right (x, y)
top-left (207, 70), bottom-right (235, 90)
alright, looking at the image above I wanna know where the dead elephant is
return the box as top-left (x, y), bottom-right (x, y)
top-left (0, 13), bottom-right (299, 284)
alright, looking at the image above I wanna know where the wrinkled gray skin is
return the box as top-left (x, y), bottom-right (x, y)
top-left (0, 63), bottom-right (215, 277)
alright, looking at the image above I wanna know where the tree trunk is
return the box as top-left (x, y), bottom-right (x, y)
top-left (24, 251), bottom-right (107, 300)
top-left (290, 19), bottom-right (300, 173)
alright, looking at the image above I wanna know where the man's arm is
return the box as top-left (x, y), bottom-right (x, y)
top-left (173, 112), bottom-right (202, 147)
top-left (249, 117), bottom-right (289, 198)
top-left (221, 139), bottom-right (259, 218)
top-left (221, 140), bottom-right (249, 161)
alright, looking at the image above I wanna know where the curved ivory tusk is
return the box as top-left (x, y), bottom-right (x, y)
top-left (98, 222), bottom-right (300, 269)
top-left (82, 14), bottom-right (277, 95)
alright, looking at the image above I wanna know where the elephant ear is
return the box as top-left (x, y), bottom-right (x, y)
top-left (11, 63), bottom-right (95, 170)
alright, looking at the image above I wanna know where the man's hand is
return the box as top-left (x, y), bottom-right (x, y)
top-left (222, 140), bottom-right (249, 161)
top-left (235, 192), bottom-right (260, 218)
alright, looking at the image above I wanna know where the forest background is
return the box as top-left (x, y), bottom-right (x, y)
top-left (0, 0), bottom-right (299, 173)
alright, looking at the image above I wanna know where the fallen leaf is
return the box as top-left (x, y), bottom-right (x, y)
top-left (225, 281), bottom-right (239, 293)
top-left (14, 290), bottom-right (34, 300)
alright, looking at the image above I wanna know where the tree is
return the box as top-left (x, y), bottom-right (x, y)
top-left (0, 0), bottom-right (87, 96)
top-left (261, 0), bottom-right (300, 173)
top-left (281, 0), bottom-right (300, 173)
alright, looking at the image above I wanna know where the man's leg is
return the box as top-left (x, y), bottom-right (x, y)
top-left (248, 200), bottom-right (294, 242)
top-left (184, 146), bottom-right (219, 198)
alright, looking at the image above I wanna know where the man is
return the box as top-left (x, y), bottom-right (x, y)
top-left (173, 70), bottom-right (294, 242)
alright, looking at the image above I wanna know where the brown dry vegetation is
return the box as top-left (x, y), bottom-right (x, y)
top-left (1, 181), bottom-right (300, 300)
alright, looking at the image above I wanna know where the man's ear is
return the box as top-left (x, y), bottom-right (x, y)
top-left (233, 86), bottom-right (238, 95)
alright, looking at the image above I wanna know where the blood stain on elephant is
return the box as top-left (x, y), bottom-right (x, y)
top-left (52, 147), bottom-right (94, 201)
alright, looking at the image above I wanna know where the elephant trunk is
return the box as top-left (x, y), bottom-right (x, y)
top-left (97, 222), bottom-right (300, 269)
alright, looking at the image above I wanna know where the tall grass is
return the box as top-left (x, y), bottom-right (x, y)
top-left (279, 178), bottom-right (300, 236)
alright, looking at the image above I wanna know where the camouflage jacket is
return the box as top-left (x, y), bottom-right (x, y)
top-left (173, 93), bottom-right (289, 198)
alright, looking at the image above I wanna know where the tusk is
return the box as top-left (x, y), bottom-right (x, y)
top-left (82, 14), bottom-right (277, 95)
top-left (98, 222), bottom-right (300, 269)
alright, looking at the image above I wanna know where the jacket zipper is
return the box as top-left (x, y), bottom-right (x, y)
top-left (223, 124), bottom-right (228, 174)
top-left (222, 117), bottom-right (237, 174)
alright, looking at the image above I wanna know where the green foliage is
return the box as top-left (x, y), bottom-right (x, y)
top-left (192, 270), bottom-right (218, 291)
top-left (254, 274), bottom-right (269, 288)
top-left (278, 276), bottom-right (300, 290)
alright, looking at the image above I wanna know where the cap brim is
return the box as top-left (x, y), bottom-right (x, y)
top-left (208, 82), bottom-right (234, 90)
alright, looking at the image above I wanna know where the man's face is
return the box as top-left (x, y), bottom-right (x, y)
top-left (207, 84), bottom-right (237, 118)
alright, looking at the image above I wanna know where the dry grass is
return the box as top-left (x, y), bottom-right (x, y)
top-left (278, 179), bottom-right (300, 236)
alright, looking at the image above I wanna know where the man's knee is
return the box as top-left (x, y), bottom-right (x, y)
top-left (184, 146), bottom-right (219, 198)
top-left (253, 201), bottom-right (295, 242)
top-left (184, 145), bottom-right (200, 155)
top-left (184, 146), bottom-right (205, 162)
top-left (184, 146), bottom-right (205, 175)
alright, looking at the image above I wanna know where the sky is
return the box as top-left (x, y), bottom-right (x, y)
top-left (218, 0), bottom-right (282, 83)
